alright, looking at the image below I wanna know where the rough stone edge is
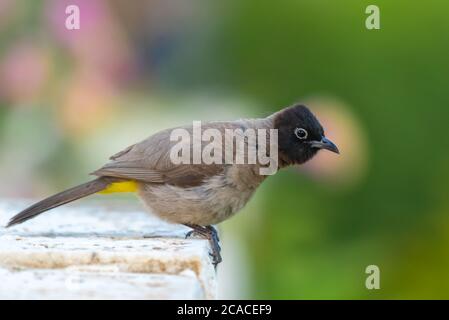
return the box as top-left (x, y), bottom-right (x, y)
top-left (0, 237), bottom-right (217, 299)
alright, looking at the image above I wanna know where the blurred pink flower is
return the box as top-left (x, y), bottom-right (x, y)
top-left (45, 0), bottom-right (135, 83)
top-left (0, 41), bottom-right (51, 104)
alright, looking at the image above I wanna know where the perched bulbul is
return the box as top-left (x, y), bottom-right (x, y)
top-left (6, 104), bottom-right (339, 266)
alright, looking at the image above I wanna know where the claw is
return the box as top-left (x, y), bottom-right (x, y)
top-left (184, 224), bottom-right (222, 268)
top-left (185, 230), bottom-right (200, 239)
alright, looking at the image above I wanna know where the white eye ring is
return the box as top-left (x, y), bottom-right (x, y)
top-left (294, 128), bottom-right (308, 140)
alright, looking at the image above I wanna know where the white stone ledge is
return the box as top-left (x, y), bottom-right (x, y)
top-left (0, 199), bottom-right (217, 299)
top-left (0, 268), bottom-right (204, 299)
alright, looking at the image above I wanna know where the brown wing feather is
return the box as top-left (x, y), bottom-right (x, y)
top-left (92, 125), bottom-right (233, 187)
top-left (93, 161), bottom-right (224, 187)
top-left (92, 119), bottom-right (274, 187)
top-left (109, 144), bottom-right (136, 160)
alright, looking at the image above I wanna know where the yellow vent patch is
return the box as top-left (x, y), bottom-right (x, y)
top-left (98, 181), bottom-right (138, 194)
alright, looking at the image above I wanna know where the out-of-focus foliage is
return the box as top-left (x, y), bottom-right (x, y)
top-left (1, 0), bottom-right (449, 298)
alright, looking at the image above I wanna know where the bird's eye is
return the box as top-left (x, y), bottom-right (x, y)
top-left (294, 128), bottom-right (308, 140)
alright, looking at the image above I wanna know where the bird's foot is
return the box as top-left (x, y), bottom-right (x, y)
top-left (184, 224), bottom-right (222, 268)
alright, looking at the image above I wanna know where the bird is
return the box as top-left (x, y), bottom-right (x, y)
top-left (6, 104), bottom-right (339, 266)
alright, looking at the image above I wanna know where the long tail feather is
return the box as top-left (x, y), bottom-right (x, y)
top-left (6, 177), bottom-right (115, 228)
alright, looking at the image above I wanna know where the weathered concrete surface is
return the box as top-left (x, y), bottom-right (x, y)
top-left (0, 268), bottom-right (203, 299)
top-left (0, 199), bottom-right (217, 299)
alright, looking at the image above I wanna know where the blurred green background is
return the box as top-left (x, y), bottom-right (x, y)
top-left (1, 0), bottom-right (449, 299)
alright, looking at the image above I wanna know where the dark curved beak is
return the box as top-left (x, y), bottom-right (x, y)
top-left (309, 137), bottom-right (339, 154)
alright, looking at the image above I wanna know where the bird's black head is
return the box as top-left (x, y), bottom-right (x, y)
top-left (274, 104), bottom-right (339, 166)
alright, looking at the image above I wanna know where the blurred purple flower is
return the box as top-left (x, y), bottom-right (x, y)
top-left (45, 0), bottom-right (107, 45)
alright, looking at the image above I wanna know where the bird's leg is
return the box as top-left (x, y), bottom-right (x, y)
top-left (205, 225), bottom-right (222, 267)
top-left (205, 225), bottom-right (221, 252)
top-left (184, 224), bottom-right (222, 267)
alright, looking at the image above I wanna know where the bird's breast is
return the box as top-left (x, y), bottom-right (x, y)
top-left (137, 169), bottom-right (261, 225)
